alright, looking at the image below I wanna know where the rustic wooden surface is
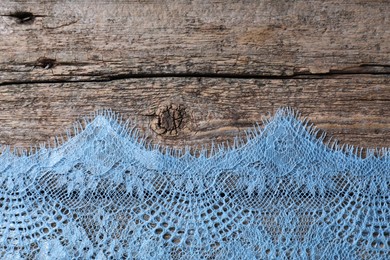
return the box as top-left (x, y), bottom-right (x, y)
top-left (0, 0), bottom-right (389, 150)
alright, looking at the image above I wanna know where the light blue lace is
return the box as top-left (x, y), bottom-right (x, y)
top-left (0, 109), bottom-right (389, 259)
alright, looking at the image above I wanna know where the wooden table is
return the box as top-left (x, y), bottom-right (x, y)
top-left (0, 0), bottom-right (389, 151)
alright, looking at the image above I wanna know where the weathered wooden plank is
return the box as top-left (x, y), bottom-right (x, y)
top-left (1, 0), bottom-right (390, 82)
top-left (0, 77), bottom-right (389, 150)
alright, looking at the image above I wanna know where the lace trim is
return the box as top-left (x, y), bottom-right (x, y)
top-left (1, 109), bottom-right (389, 259)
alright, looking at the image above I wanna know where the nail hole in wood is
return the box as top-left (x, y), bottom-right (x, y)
top-left (8, 11), bottom-right (35, 24)
top-left (36, 57), bottom-right (57, 69)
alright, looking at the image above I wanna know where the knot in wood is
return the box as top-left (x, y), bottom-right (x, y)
top-left (151, 104), bottom-right (186, 135)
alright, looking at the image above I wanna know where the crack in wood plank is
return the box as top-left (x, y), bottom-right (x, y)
top-left (2, 65), bottom-right (390, 86)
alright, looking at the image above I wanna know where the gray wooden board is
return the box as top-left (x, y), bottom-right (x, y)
top-left (0, 77), bottom-right (388, 150)
top-left (0, 0), bottom-right (390, 82)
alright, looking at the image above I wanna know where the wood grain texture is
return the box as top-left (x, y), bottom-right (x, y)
top-left (0, 0), bottom-right (389, 151)
top-left (0, 0), bottom-right (390, 82)
top-left (0, 77), bottom-right (389, 150)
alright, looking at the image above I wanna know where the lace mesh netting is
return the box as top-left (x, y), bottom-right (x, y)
top-left (0, 109), bottom-right (389, 259)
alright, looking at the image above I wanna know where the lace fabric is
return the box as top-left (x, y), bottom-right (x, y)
top-left (0, 109), bottom-right (389, 259)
